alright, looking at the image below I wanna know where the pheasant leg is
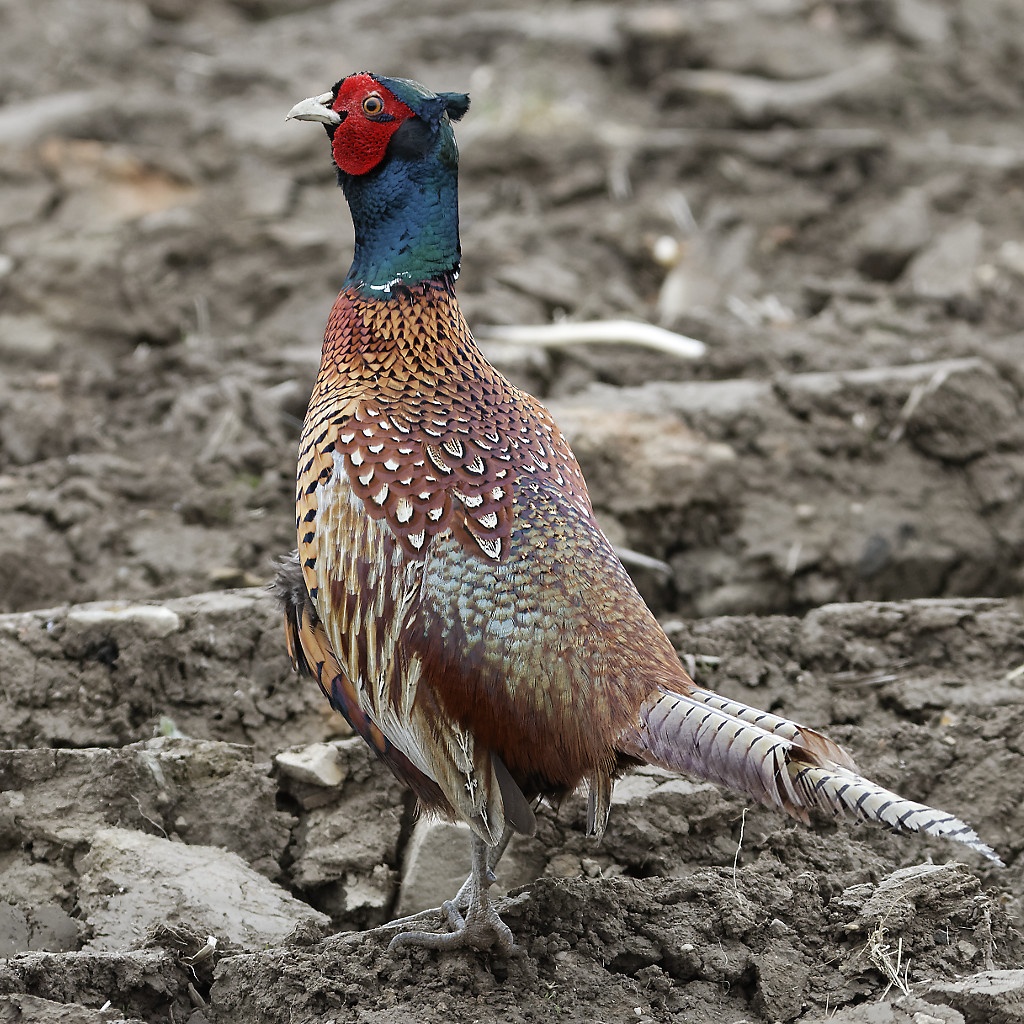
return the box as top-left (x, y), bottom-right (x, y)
top-left (387, 832), bottom-right (516, 954)
top-left (448, 825), bottom-right (513, 912)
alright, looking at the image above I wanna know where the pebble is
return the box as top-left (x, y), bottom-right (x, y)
top-left (906, 220), bottom-right (983, 301)
top-left (852, 187), bottom-right (932, 281)
top-left (274, 743), bottom-right (346, 789)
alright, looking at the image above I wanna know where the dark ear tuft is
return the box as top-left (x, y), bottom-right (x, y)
top-left (415, 96), bottom-right (447, 127)
top-left (439, 92), bottom-right (470, 122)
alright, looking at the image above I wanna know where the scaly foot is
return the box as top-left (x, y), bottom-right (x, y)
top-left (387, 893), bottom-right (515, 953)
top-left (386, 830), bottom-right (518, 954)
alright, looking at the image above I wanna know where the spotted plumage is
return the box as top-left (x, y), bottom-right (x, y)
top-left (278, 71), bottom-right (1000, 954)
top-left (298, 279), bottom-right (587, 566)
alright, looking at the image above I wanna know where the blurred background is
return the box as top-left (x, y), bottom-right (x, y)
top-left (1, 0), bottom-right (1023, 620)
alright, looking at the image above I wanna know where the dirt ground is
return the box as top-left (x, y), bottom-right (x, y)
top-left (1, 0), bottom-right (1023, 1021)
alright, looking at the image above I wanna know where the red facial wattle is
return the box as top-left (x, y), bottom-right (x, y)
top-left (329, 73), bottom-right (415, 176)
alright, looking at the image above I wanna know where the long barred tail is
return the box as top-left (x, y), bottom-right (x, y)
top-left (618, 684), bottom-right (1003, 867)
top-left (791, 762), bottom-right (1002, 865)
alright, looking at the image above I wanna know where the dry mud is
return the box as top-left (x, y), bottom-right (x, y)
top-left (1, 0), bottom-right (1023, 1022)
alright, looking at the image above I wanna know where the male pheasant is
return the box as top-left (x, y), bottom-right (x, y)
top-left (279, 72), bottom-right (999, 954)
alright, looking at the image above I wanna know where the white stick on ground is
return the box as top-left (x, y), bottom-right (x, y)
top-left (476, 320), bottom-right (706, 360)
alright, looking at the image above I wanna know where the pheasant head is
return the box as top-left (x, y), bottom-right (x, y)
top-left (288, 73), bottom-right (470, 295)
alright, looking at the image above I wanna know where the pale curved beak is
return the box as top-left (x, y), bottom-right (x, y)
top-left (286, 92), bottom-right (341, 124)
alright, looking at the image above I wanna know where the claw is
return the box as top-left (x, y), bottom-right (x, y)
top-left (386, 829), bottom-right (517, 954)
top-left (387, 895), bottom-right (515, 954)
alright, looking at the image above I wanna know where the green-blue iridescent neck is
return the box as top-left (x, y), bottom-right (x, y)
top-left (340, 118), bottom-right (461, 297)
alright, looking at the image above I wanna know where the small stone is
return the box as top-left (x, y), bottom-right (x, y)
top-left (546, 853), bottom-right (582, 879)
top-left (852, 187), bottom-right (932, 281)
top-left (651, 235), bottom-right (682, 267)
top-left (903, 363), bottom-right (1017, 465)
top-left (906, 220), bottom-right (983, 301)
top-left (997, 239), bottom-right (1024, 277)
top-left (0, 314), bottom-right (60, 361)
top-left (610, 772), bottom-right (662, 806)
top-left (0, 385), bottom-right (69, 465)
top-left (274, 743), bottom-right (346, 789)
top-left (128, 521), bottom-right (236, 585)
top-left (208, 566), bottom-right (267, 589)
top-left (342, 864), bottom-right (393, 914)
top-left (891, 0), bottom-right (950, 47)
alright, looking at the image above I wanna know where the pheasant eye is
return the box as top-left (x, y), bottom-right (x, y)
top-left (361, 93), bottom-right (385, 116)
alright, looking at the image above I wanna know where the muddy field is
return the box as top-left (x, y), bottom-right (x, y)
top-left (1, 0), bottom-right (1023, 1021)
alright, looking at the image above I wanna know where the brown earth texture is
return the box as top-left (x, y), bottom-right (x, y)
top-left (2, 0), bottom-right (1024, 1022)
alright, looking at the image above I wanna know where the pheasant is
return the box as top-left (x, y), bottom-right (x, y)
top-left (278, 72), bottom-right (1000, 954)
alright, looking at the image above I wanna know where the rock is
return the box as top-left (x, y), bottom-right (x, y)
top-left (0, 385), bottom-right (69, 466)
top-left (0, 90), bottom-right (114, 148)
top-left (694, 580), bottom-right (789, 617)
top-left (285, 738), bottom-right (405, 929)
top-left (0, 993), bottom-right (145, 1022)
top-left (814, 997), bottom-right (964, 1023)
top-left (852, 187), bottom-right (933, 281)
top-left (906, 220), bottom-right (984, 302)
top-left (997, 240), bottom-right (1024, 278)
top-left (549, 357), bottom-right (1020, 616)
top-left (899, 362), bottom-right (1020, 465)
top-left (394, 819), bottom-right (472, 916)
top-left (924, 970), bottom-right (1024, 1024)
top-left (77, 827), bottom-right (329, 951)
top-left (752, 938), bottom-right (810, 1021)
top-left (610, 767), bottom-right (673, 808)
top-left (0, 512), bottom-right (76, 614)
top-left (0, 740), bottom-right (292, 877)
top-left (127, 519), bottom-right (238, 586)
top-left (0, 903), bottom-right (31, 958)
top-left (0, 902), bottom-right (79, 957)
top-left (890, 0), bottom-right (951, 48)
top-left (844, 862), bottom-right (977, 931)
top-left (0, 949), bottom-right (189, 1017)
top-left (0, 589), bottom-right (326, 756)
top-left (274, 742), bottom-right (346, 789)
top-left (545, 398), bottom-right (736, 518)
top-left (0, 314), bottom-right (60, 363)
top-left (602, 766), bottom-right (743, 873)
